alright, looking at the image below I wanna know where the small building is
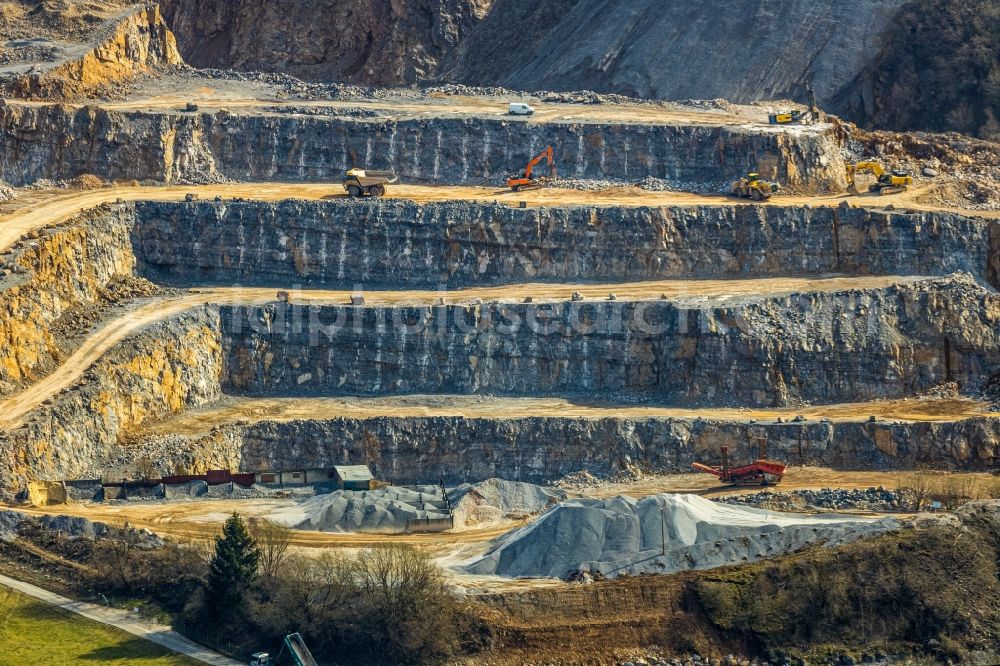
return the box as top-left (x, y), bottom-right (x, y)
top-left (332, 465), bottom-right (374, 490)
top-left (279, 470), bottom-right (307, 486)
top-left (305, 468), bottom-right (333, 484)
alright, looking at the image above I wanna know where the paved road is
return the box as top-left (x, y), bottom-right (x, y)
top-left (0, 573), bottom-right (244, 665)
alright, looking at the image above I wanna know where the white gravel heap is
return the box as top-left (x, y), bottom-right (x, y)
top-left (272, 486), bottom-right (450, 534)
top-left (450, 479), bottom-right (565, 529)
top-left (465, 494), bottom-right (899, 580)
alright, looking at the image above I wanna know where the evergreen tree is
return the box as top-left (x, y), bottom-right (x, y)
top-left (207, 513), bottom-right (260, 608)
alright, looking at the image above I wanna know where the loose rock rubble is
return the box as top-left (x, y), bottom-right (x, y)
top-left (719, 487), bottom-right (910, 512)
top-left (0, 509), bottom-right (161, 547)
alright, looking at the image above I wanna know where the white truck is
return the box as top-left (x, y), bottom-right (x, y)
top-left (508, 102), bottom-right (535, 116)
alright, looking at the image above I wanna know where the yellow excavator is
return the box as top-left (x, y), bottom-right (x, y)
top-left (846, 161), bottom-right (914, 196)
top-left (769, 110), bottom-right (809, 125)
top-left (731, 173), bottom-right (780, 201)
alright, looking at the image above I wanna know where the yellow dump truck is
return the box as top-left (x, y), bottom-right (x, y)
top-left (342, 169), bottom-right (398, 197)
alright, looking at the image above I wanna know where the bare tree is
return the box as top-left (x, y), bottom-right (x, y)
top-left (897, 471), bottom-right (934, 511)
top-left (104, 522), bottom-right (142, 587)
top-left (249, 517), bottom-right (292, 581)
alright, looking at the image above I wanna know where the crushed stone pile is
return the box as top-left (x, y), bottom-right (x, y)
top-left (270, 485), bottom-right (450, 534)
top-left (720, 487), bottom-right (909, 512)
top-left (554, 177), bottom-right (681, 192)
top-left (450, 479), bottom-right (566, 529)
top-left (465, 494), bottom-right (899, 580)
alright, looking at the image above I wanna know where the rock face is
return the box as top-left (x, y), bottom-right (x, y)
top-left (1, 5), bottom-right (182, 100)
top-left (0, 308), bottom-right (224, 493)
top-left (158, 0), bottom-right (916, 130)
top-left (160, 0), bottom-right (490, 86)
top-left (441, 0), bottom-right (906, 116)
top-left (132, 200), bottom-right (1000, 290)
top-left (0, 103), bottom-right (846, 191)
top-left (0, 205), bottom-right (136, 394)
top-left (0, 198), bottom-right (997, 495)
top-left (218, 415), bottom-right (1000, 484)
top-left (218, 278), bottom-right (1000, 407)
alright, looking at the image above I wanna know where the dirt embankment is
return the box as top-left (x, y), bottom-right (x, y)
top-left (159, 0), bottom-right (490, 86)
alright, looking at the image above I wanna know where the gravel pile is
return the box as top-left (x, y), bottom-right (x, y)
top-left (425, 83), bottom-right (521, 98)
top-left (552, 463), bottom-right (648, 490)
top-left (162, 480), bottom-right (209, 500)
top-left (268, 486), bottom-right (450, 534)
top-left (450, 479), bottom-right (565, 529)
top-left (554, 176), bottom-right (724, 193)
top-left (465, 494), bottom-right (898, 580)
top-left (720, 487), bottom-right (908, 512)
top-left (262, 105), bottom-right (383, 118)
top-left (205, 482), bottom-right (296, 500)
top-left (423, 83), bottom-right (675, 107)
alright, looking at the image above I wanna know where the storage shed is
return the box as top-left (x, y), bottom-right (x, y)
top-left (332, 465), bottom-right (374, 490)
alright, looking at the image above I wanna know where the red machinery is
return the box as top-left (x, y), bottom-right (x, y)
top-left (507, 145), bottom-right (557, 191)
top-left (692, 443), bottom-right (787, 486)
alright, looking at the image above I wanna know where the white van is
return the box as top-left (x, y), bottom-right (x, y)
top-left (508, 102), bottom-right (535, 116)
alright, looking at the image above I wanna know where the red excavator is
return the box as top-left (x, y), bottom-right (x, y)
top-left (507, 146), bottom-right (557, 191)
top-left (692, 442), bottom-right (787, 486)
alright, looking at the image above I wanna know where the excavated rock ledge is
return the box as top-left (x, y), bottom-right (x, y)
top-left (0, 103), bottom-right (846, 191)
top-left (7, 197), bottom-right (995, 395)
top-left (221, 277), bottom-right (1000, 407)
top-left (134, 415), bottom-right (1000, 486)
top-left (0, 5), bottom-right (182, 101)
top-left (0, 308), bottom-right (223, 493)
top-left (3, 276), bottom-right (996, 494)
top-left (133, 199), bottom-right (1000, 290)
top-left (0, 200), bottom-right (997, 493)
top-left (0, 204), bottom-right (137, 394)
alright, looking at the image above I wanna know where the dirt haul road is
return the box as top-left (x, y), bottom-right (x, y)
top-left (10, 500), bottom-right (522, 549)
top-left (143, 394), bottom-right (997, 438)
top-left (0, 274), bottom-right (927, 428)
top-left (12, 94), bottom-right (761, 126)
top-left (2, 182), bottom-right (996, 256)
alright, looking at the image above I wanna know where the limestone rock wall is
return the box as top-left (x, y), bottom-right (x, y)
top-left (3, 5), bottom-right (182, 101)
top-left (218, 277), bottom-right (1000, 407)
top-left (0, 308), bottom-right (224, 493)
top-left (0, 205), bottom-right (136, 395)
top-left (0, 103), bottom-right (846, 192)
top-left (133, 200), bottom-right (1000, 289)
top-left (225, 415), bottom-right (1000, 484)
top-left (440, 0), bottom-right (906, 120)
top-left (160, 0), bottom-right (489, 86)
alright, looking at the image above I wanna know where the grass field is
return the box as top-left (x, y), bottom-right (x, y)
top-left (0, 585), bottom-right (200, 665)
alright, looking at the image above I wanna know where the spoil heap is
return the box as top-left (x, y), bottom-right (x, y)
top-left (274, 485), bottom-right (450, 534)
top-left (450, 478), bottom-right (566, 528)
top-left (466, 494), bottom-right (899, 580)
